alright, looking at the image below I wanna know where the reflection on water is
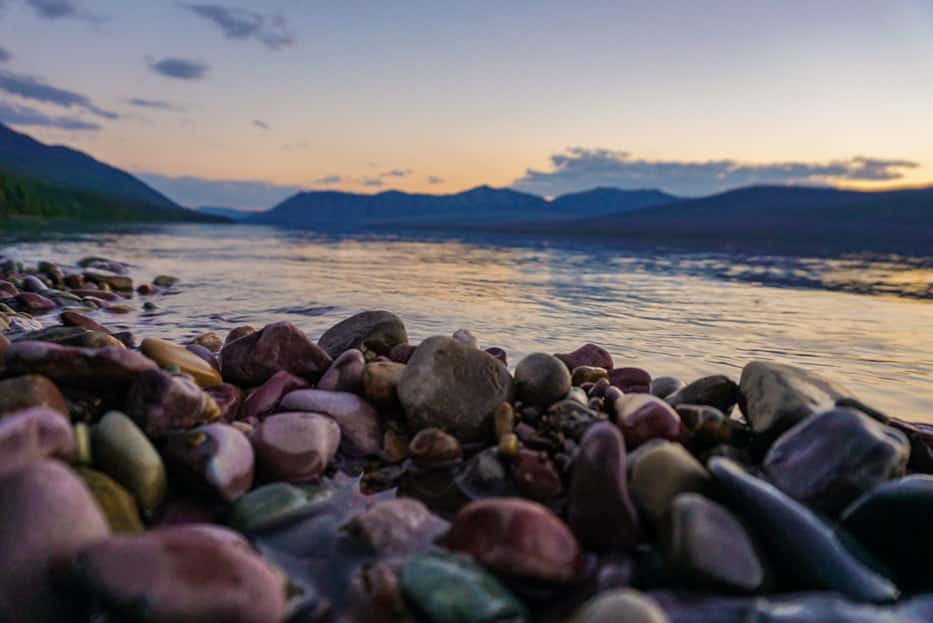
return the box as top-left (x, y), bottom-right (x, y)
top-left (3, 224), bottom-right (932, 420)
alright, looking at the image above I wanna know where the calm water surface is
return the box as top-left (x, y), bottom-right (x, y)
top-left (4, 224), bottom-right (932, 420)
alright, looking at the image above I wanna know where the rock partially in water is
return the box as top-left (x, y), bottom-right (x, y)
top-left (161, 422), bottom-right (254, 502)
top-left (280, 388), bottom-right (381, 455)
top-left (319, 349), bottom-right (366, 393)
top-left (0, 374), bottom-right (68, 418)
top-left (572, 589), bottom-right (669, 623)
top-left (0, 460), bottom-right (110, 623)
top-left (651, 376), bottom-right (686, 399)
top-left (251, 412), bottom-right (340, 482)
top-left (399, 336), bottom-right (512, 443)
top-left (141, 337), bottom-right (224, 388)
top-left (555, 343), bottom-right (614, 371)
top-left (126, 368), bottom-right (221, 437)
top-left (888, 418), bottom-right (933, 473)
top-left (630, 441), bottom-right (711, 524)
top-left (514, 352), bottom-right (572, 408)
top-left (220, 321), bottom-right (332, 386)
top-left (446, 497), bottom-right (583, 583)
top-left (318, 310), bottom-right (408, 359)
top-left (763, 407), bottom-right (909, 515)
top-left (3, 341), bottom-right (158, 391)
top-left (84, 271), bottom-right (133, 292)
top-left (0, 407), bottom-right (75, 477)
top-left (93, 411), bottom-right (167, 515)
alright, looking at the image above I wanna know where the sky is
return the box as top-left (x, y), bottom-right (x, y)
top-left (1, 1), bottom-right (932, 209)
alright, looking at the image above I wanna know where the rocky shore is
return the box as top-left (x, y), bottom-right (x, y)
top-left (2, 255), bottom-right (933, 623)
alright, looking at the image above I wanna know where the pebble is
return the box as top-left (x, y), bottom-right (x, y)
top-left (0, 374), bottom-right (69, 418)
top-left (161, 422), bottom-right (255, 502)
top-left (360, 359), bottom-right (405, 409)
top-left (126, 368), bottom-right (221, 436)
top-left (0, 407), bottom-right (75, 476)
top-left (75, 466), bottom-right (145, 533)
top-left (347, 497), bottom-right (449, 557)
top-left (319, 348), bottom-right (366, 393)
top-left (16, 292), bottom-right (56, 314)
top-left (511, 448), bottom-right (563, 498)
top-left (317, 310), bottom-right (408, 359)
top-left (240, 369), bottom-right (310, 421)
top-left (409, 427), bottom-right (463, 466)
top-left (251, 412), bottom-right (340, 481)
top-left (3, 340), bottom-right (158, 390)
top-left (452, 328), bottom-right (479, 348)
top-left (630, 441), bottom-right (711, 524)
top-left (191, 331), bottom-right (224, 352)
top-left (609, 366), bottom-right (652, 393)
top-left (141, 336), bottom-right (224, 388)
top-left (615, 393), bottom-right (685, 448)
top-left (93, 411), bottom-right (167, 514)
top-left (205, 382), bottom-right (244, 421)
top-left (572, 364), bottom-right (609, 386)
top-left (219, 321), bottom-right (333, 386)
top-left (153, 274), bottom-right (179, 287)
top-left (555, 343), bottom-right (614, 371)
top-left (572, 589), bottom-right (669, 623)
top-left (280, 388), bottom-right (382, 455)
top-left (665, 374), bottom-right (739, 413)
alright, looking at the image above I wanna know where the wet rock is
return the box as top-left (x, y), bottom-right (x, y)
top-left (280, 388), bottom-right (381, 455)
top-left (126, 368), bottom-right (221, 436)
top-left (401, 552), bottom-right (528, 623)
top-left (556, 343), bottom-right (614, 371)
top-left (3, 341), bottom-right (158, 390)
top-left (615, 393), bottom-right (685, 449)
top-left (409, 427), bottom-right (462, 466)
top-left (399, 336), bottom-right (512, 443)
top-left (161, 423), bottom-right (254, 502)
top-left (738, 361), bottom-right (849, 438)
top-left (319, 349), bottom-right (366, 393)
top-left (318, 310), bottom-right (408, 359)
top-left (763, 407), bottom-right (909, 515)
top-left (347, 497), bottom-right (449, 557)
top-left (205, 382), bottom-right (244, 421)
top-left (191, 331), bottom-right (224, 352)
top-left (630, 441), bottom-right (711, 524)
top-left (666, 375), bottom-right (739, 414)
top-left (0, 279), bottom-right (18, 297)
top-left (136, 283), bottom-right (160, 296)
top-left (572, 589), bottom-right (669, 623)
top-left (361, 360), bottom-right (405, 409)
top-left (153, 274), bottom-right (179, 287)
top-left (514, 352), bottom-right (572, 408)
top-left (75, 525), bottom-right (286, 623)
top-left (93, 411), bottom-right (167, 514)
top-left (455, 447), bottom-right (518, 501)
top-left (676, 404), bottom-right (750, 451)
top-left (16, 292), bottom-right (56, 314)
top-left (240, 370), bottom-right (310, 421)
top-left (78, 256), bottom-right (128, 274)
top-left (452, 328), bottom-right (479, 348)
top-left (21, 274), bottom-right (47, 292)
top-left (447, 497), bottom-right (584, 583)
top-left (220, 321), bottom-right (332, 386)
top-left (610, 367), bottom-right (652, 393)
top-left (84, 271), bottom-right (133, 292)
top-left (511, 448), bottom-right (563, 499)
top-left (663, 493), bottom-right (766, 592)
top-left (70, 287), bottom-right (120, 301)
top-left (887, 418), bottom-right (933, 473)
top-left (571, 365), bottom-right (609, 386)
top-left (141, 336), bottom-right (224, 388)
top-left (226, 325), bottom-right (256, 344)
top-left (485, 346), bottom-right (508, 365)
top-left (0, 373), bottom-right (68, 418)
top-left (15, 325), bottom-right (123, 349)
top-left (75, 466), bottom-right (144, 533)
top-left (567, 422), bottom-right (640, 549)
top-left (227, 482), bottom-right (310, 532)
top-left (251, 412), bottom-right (340, 481)
top-left (841, 475), bottom-right (933, 589)
top-left (389, 343), bottom-right (416, 363)
top-left (0, 407), bottom-right (75, 476)
top-left (709, 457), bottom-right (899, 602)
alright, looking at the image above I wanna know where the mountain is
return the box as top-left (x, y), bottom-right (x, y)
top-left (247, 184), bottom-right (678, 229)
top-left (0, 123), bottom-right (224, 223)
top-left (196, 206), bottom-right (253, 220)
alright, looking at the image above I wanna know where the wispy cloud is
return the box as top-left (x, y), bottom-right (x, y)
top-left (361, 177), bottom-right (384, 187)
top-left (0, 69), bottom-right (117, 119)
top-left (313, 175), bottom-right (342, 185)
top-left (0, 100), bottom-right (99, 131)
top-left (184, 4), bottom-right (294, 49)
top-left (135, 172), bottom-right (303, 210)
top-left (128, 97), bottom-right (180, 111)
top-left (0, 47), bottom-right (10, 64)
top-left (147, 57), bottom-right (209, 80)
top-left (380, 169), bottom-right (412, 178)
top-left (427, 175), bottom-right (445, 185)
top-left (512, 147), bottom-right (921, 197)
top-left (26, 0), bottom-right (103, 23)
top-left (253, 119), bottom-right (269, 130)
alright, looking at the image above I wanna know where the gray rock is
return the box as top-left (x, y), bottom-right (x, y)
top-left (318, 310), bottom-right (408, 359)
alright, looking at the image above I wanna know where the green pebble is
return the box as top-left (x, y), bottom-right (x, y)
top-left (227, 482), bottom-right (310, 533)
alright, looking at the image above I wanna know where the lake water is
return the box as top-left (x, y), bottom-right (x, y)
top-left (3, 223), bottom-right (932, 421)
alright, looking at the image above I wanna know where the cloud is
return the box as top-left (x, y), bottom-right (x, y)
top-left (184, 4), bottom-right (294, 49)
top-left (0, 47), bottom-right (10, 64)
top-left (361, 177), bottom-right (384, 187)
top-left (426, 175), bottom-right (444, 185)
top-left (127, 97), bottom-right (180, 111)
top-left (26, 0), bottom-right (102, 22)
top-left (379, 169), bottom-right (411, 178)
top-left (0, 69), bottom-right (117, 119)
top-left (512, 148), bottom-right (921, 197)
top-left (135, 172), bottom-right (303, 210)
top-left (313, 175), bottom-right (341, 185)
top-left (148, 57), bottom-right (209, 80)
top-left (253, 119), bottom-right (269, 130)
top-left (0, 100), bottom-right (99, 130)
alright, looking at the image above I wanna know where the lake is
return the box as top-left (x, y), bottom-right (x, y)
top-left (3, 223), bottom-right (932, 421)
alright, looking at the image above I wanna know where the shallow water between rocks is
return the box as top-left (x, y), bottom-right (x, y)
top-left (3, 223), bottom-right (932, 421)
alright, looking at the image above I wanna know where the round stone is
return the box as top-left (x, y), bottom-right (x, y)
top-left (571, 589), bottom-right (669, 623)
top-left (251, 412), bottom-right (340, 482)
top-left (629, 441), bottom-right (711, 524)
top-left (93, 411), bottom-right (167, 515)
top-left (409, 427), bottom-right (463, 466)
top-left (514, 353), bottom-right (572, 408)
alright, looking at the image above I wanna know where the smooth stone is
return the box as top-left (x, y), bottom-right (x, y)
top-left (319, 348), bottom-right (366, 393)
top-left (567, 421), bottom-right (640, 549)
top-left (572, 589), bottom-right (669, 623)
top-left (485, 346), bottom-right (508, 365)
top-left (399, 336), bottom-right (512, 443)
top-left (75, 525), bottom-right (286, 623)
top-left (764, 407), bottom-right (909, 515)
top-left (610, 367), bottom-right (652, 393)
top-left (126, 368), bottom-right (221, 436)
top-left (511, 448), bottom-right (563, 499)
top-left (0, 373), bottom-right (68, 418)
top-left (317, 310), bottom-right (408, 359)
top-left (70, 287), bottom-right (120, 301)
top-left (571, 365), bottom-right (609, 386)
top-left (389, 342), bottom-right (416, 363)
top-left (205, 382), bottom-right (244, 421)
top-left (136, 283), bottom-right (160, 295)
top-left (615, 393), bottom-right (685, 449)
top-left (141, 337), bottom-right (223, 388)
top-left (630, 441), bottom-right (711, 524)
top-left (676, 404), bottom-right (750, 451)
top-left (12, 325), bottom-right (122, 349)
top-left (16, 292), bottom-right (56, 314)
top-left (401, 552), bottom-right (528, 623)
top-left (889, 418), bottom-right (933, 473)
top-left (446, 497), bottom-right (584, 583)
top-left (452, 328), bottom-right (479, 348)
top-left (566, 385), bottom-right (589, 405)
top-left (360, 359), bottom-right (405, 409)
top-left (186, 343), bottom-right (219, 369)
top-left (21, 275), bottom-right (47, 292)
top-left (93, 411), bottom-right (167, 514)
top-left (280, 388), bottom-right (381, 455)
top-left (347, 497), bottom-right (449, 557)
top-left (739, 361), bottom-right (849, 438)
top-left (219, 321), bottom-right (332, 386)
top-left (664, 493), bottom-right (766, 592)
top-left (84, 271), bottom-right (133, 292)
top-left (709, 457), bottom-right (899, 602)
top-left (189, 331), bottom-right (223, 352)
top-left (666, 375), bottom-right (739, 413)
top-left (161, 423), bottom-right (254, 502)
top-left (76, 466), bottom-right (144, 533)
top-left (240, 369), bottom-right (310, 421)
top-left (555, 343), bottom-right (614, 371)
top-left (409, 427), bottom-right (462, 466)
top-left (225, 324), bottom-right (256, 344)
top-left (3, 341), bottom-right (158, 390)
top-left (514, 352), bottom-right (572, 407)
top-left (227, 482), bottom-right (310, 533)
top-left (0, 407), bottom-right (75, 476)
top-left (78, 257), bottom-right (128, 274)
top-left (0, 460), bottom-right (110, 623)
top-left (841, 475), bottom-right (933, 589)
top-left (455, 447), bottom-right (518, 501)
top-left (251, 412), bottom-right (340, 481)
top-left (153, 274), bottom-right (179, 287)
top-left (0, 279), bottom-right (18, 296)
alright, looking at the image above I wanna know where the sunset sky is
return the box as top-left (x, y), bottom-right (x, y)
top-left (1, 0), bottom-right (932, 209)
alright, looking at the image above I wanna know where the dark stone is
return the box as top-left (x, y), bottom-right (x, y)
top-left (651, 376), bottom-right (685, 399)
top-left (514, 352), bottom-right (572, 408)
top-left (666, 375), bottom-right (739, 414)
top-left (615, 394), bottom-right (685, 449)
top-left (126, 368), bottom-right (221, 437)
top-left (511, 448), bottom-right (563, 499)
top-left (609, 367), bottom-right (651, 393)
top-left (219, 321), bottom-right (332, 386)
top-left (16, 292), bottom-right (56, 314)
top-left (889, 418), bottom-right (933, 473)
top-left (319, 349), bottom-right (366, 393)
top-left (60, 310), bottom-right (111, 333)
top-left (485, 347), bottom-right (508, 365)
top-left (318, 310), bottom-right (408, 359)
top-left (240, 370), bottom-right (310, 421)
top-left (555, 343), bottom-right (614, 371)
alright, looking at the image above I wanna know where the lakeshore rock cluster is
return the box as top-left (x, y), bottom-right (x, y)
top-left (2, 255), bottom-right (933, 623)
